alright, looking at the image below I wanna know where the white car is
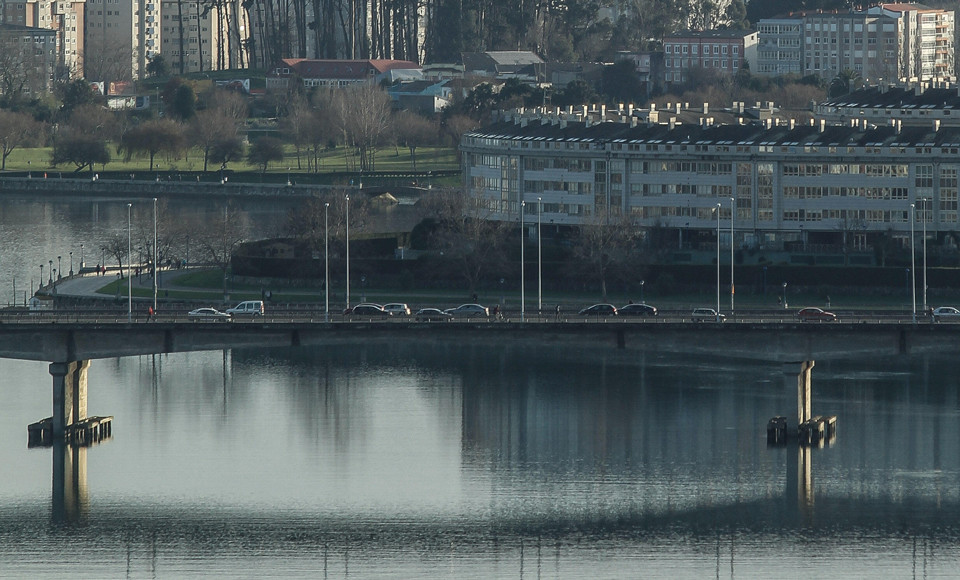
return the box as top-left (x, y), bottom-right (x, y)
top-left (225, 300), bottom-right (264, 316)
top-left (188, 307), bottom-right (231, 321)
top-left (383, 303), bottom-right (411, 316)
top-left (691, 307), bottom-right (725, 322)
top-left (932, 306), bottom-right (960, 322)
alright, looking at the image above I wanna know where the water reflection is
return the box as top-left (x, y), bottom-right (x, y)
top-left (5, 344), bottom-right (960, 576)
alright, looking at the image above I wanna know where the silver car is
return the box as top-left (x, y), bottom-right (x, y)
top-left (383, 303), bottom-right (411, 316)
top-left (932, 306), bottom-right (960, 322)
top-left (691, 307), bottom-right (725, 322)
top-left (444, 304), bottom-right (490, 318)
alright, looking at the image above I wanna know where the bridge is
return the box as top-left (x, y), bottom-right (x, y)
top-left (4, 316), bottom-right (958, 439)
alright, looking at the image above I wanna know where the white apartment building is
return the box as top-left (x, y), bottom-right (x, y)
top-left (757, 4), bottom-right (954, 82)
top-left (159, 0), bottom-right (246, 74)
top-left (83, 0), bottom-right (158, 82)
top-left (461, 109), bottom-right (960, 253)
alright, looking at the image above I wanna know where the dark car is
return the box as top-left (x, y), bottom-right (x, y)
top-left (796, 307), bottom-right (837, 322)
top-left (619, 303), bottom-right (658, 317)
top-left (346, 304), bottom-right (391, 317)
top-left (578, 304), bottom-right (618, 316)
top-left (415, 308), bottom-right (453, 321)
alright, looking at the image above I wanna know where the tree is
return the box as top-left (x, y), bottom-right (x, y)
top-left (393, 111), bottom-right (438, 172)
top-left (420, 187), bottom-right (509, 295)
top-left (602, 60), bottom-right (645, 104)
top-left (0, 110), bottom-right (40, 171)
top-left (286, 190), bottom-right (370, 282)
top-left (331, 84), bottom-right (394, 172)
top-left (829, 69), bottom-right (863, 98)
top-left (198, 204), bottom-right (246, 294)
top-left (54, 80), bottom-right (104, 119)
top-left (146, 54), bottom-right (170, 78)
top-left (553, 80), bottom-right (598, 109)
top-left (247, 136), bottom-right (285, 173)
top-left (51, 135), bottom-right (110, 173)
top-left (570, 207), bottom-right (639, 301)
top-left (122, 119), bottom-right (185, 171)
top-left (190, 109), bottom-right (241, 171)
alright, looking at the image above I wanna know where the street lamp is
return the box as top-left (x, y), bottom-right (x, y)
top-left (521, 200), bottom-right (525, 322)
top-left (80, 243), bottom-right (84, 269)
top-left (715, 203), bottom-right (721, 320)
top-left (127, 203), bottom-right (132, 322)
top-left (48, 260), bottom-right (52, 284)
top-left (39, 264), bottom-right (43, 290)
top-left (153, 197), bottom-right (158, 313)
top-left (922, 197), bottom-right (927, 313)
top-left (361, 275), bottom-right (366, 303)
top-left (730, 197), bottom-right (735, 313)
top-left (640, 280), bottom-right (645, 303)
top-left (286, 167), bottom-right (291, 186)
top-left (324, 202), bottom-right (330, 322)
top-left (69, 252), bottom-right (73, 276)
top-left (910, 203), bottom-right (916, 323)
top-left (782, 282), bottom-right (788, 309)
top-left (345, 194), bottom-right (350, 309)
top-left (537, 196), bottom-right (542, 314)
top-left (57, 256), bottom-right (61, 280)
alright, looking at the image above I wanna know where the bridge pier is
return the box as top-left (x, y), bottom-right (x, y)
top-left (50, 360), bottom-right (90, 438)
top-left (794, 360), bottom-right (814, 427)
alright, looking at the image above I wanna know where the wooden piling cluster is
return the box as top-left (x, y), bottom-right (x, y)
top-left (28, 416), bottom-right (113, 447)
top-left (767, 415), bottom-right (837, 447)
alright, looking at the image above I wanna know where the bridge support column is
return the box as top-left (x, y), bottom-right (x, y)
top-left (52, 442), bottom-right (87, 523)
top-left (50, 360), bottom-right (90, 438)
top-left (784, 360), bottom-right (815, 428)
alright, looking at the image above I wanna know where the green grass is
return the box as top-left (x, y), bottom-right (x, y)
top-left (3, 144), bottom-right (459, 177)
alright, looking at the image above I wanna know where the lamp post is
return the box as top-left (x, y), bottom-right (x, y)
top-left (48, 260), bottom-right (52, 284)
top-left (286, 167), bottom-right (291, 186)
top-left (640, 280), bottom-right (645, 303)
top-left (69, 252), bottom-right (73, 276)
top-left (127, 203), bottom-right (132, 322)
top-left (715, 203), bottom-right (721, 320)
top-left (57, 256), bottom-right (61, 280)
top-left (730, 197), bottom-right (735, 313)
top-left (910, 203), bottom-right (916, 323)
top-left (153, 197), bottom-right (158, 313)
top-left (100, 247), bottom-right (105, 271)
top-left (345, 194), bottom-right (350, 309)
top-left (537, 196), bottom-right (542, 313)
top-left (324, 202), bottom-right (330, 322)
top-left (763, 266), bottom-right (767, 295)
top-left (521, 200), bottom-right (525, 323)
top-left (80, 243), bottom-right (84, 269)
top-left (361, 275), bottom-right (366, 303)
top-left (922, 198), bottom-right (927, 313)
top-left (39, 264), bottom-right (43, 290)
top-left (782, 282), bottom-right (788, 309)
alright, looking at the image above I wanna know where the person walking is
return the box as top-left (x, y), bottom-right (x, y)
top-left (555, 304), bottom-right (561, 321)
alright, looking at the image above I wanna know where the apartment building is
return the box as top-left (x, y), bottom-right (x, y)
top-left (0, 23), bottom-right (57, 95)
top-left (663, 29), bottom-right (757, 85)
top-left (757, 3), bottom-right (954, 82)
top-left (818, 82), bottom-right (960, 126)
top-left (159, 0), bottom-right (246, 75)
top-left (461, 109), bottom-right (959, 253)
top-left (1, 0), bottom-right (83, 81)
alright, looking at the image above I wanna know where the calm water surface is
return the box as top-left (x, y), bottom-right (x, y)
top-left (2, 196), bottom-right (960, 577)
top-left (1, 341), bottom-right (959, 578)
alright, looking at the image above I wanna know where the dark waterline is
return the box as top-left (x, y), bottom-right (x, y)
top-left (1, 340), bottom-right (960, 577)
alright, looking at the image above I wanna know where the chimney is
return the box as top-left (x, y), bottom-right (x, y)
top-left (896, 119), bottom-right (902, 134)
top-left (703, 102), bottom-right (709, 114)
top-left (581, 105), bottom-right (588, 117)
top-left (630, 117), bottom-right (638, 128)
top-left (820, 119), bottom-right (826, 133)
top-left (560, 119), bottom-right (567, 129)
top-left (600, 104), bottom-right (606, 117)
top-left (650, 103), bottom-right (656, 111)
top-left (676, 103), bottom-right (682, 113)
top-left (628, 103), bottom-right (634, 116)
top-left (935, 119), bottom-right (941, 132)
top-left (669, 118), bottom-right (676, 130)
top-left (737, 101), bottom-right (745, 114)
top-left (789, 118), bottom-right (795, 130)
top-left (683, 102), bottom-right (689, 111)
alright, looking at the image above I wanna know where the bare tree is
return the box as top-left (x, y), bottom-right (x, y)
top-left (331, 84), bottom-right (394, 172)
top-left (122, 119), bottom-right (186, 171)
top-left (0, 110), bottom-right (41, 171)
top-left (571, 207), bottom-right (639, 301)
top-left (393, 111), bottom-right (439, 172)
top-left (198, 203), bottom-right (247, 284)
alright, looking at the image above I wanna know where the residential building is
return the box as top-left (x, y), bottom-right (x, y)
top-left (461, 51), bottom-right (544, 80)
top-left (387, 79), bottom-right (452, 114)
top-left (756, 3), bottom-right (954, 82)
top-left (266, 59), bottom-right (420, 91)
top-left (159, 0), bottom-right (248, 75)
top-left (0, 23), bottom-right (57, 96)
top-left (4, 0), bottom-right (83, 81)
top-left (663, 29), bottom-right (757, 85)
top-left (757, 15), bottom-right (803, 76)
top-left (818, 82), bottom-right (960, 126)
top-left (461, 108), bottom-right (960, 255)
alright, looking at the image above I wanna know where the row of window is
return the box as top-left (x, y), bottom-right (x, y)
top-left (665, 44), bottom-right (740, 55)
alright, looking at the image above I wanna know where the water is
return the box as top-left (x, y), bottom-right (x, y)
top-left (2, 342), bottom-right (960, 578)
top-left (2, 196), bottom-right (960, 577)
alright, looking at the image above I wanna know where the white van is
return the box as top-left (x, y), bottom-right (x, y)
top-left (226, 300), bottom-right (264, 316)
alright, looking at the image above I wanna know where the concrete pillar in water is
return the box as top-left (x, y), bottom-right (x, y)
top-left (50, 360), bottom-right (90, 438)
top-left (52, 442), bottom-right (87, 523)
top-left (783, 360), bottom-right (814, 429)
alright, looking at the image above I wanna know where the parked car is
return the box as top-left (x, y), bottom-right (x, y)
top-left (383, 303), bottom-right (411, 316)
top-left (415, 308), bottom-right (453, 321)
top-left (796, 307), bottom-right (837, 322)
top-left (188, 307), bottom-right (231, 321)
top-left (578, 304), bottom-right (618, 316)
top-left (619, 303), bottom-right (658, 317)
top-left (444, 304), bottom-right (490, 318)
top-left (932, 306), bottom-right (960, 322)
top-left (225, 300), bottom-right (264, 316)
top-left (691, 308), bottom-right (725, 322)
top-left (346, 304), bottom-right (391, 317)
